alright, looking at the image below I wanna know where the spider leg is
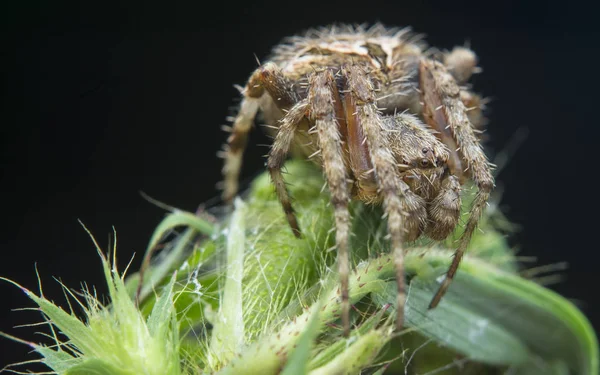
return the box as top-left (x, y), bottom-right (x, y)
top-left (419, 58), bottom-right (494, 309)
top-left (443, 47), bottom-right (488, 132)
top-left (345, 64), bottom-right (426, 330)
top-left (307, 69), bottom-right (352, 336)
top-left (266, 100), bottom-right (308, 238)
top-left (222, 71), bottom-right (263, 202)
top-left (222, 62), bottom-right (298, 202)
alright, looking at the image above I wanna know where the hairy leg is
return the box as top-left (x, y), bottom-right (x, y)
top-left (266, 100), bottom-right (308, 237)
top-left (444, 47), bottom-right (488, 139)
top-left (222, 62), bottom-right (298, 202)
top-left (345, 64), bottom-right (427, 330)
top-left (221, 71), bottom-right (263, 202)
top-left (308, 69), bottom-right (352, 336)
top-left (443, 47), bottom-right (488, 131)
top-left (419, 58), bottom-right (494, 308)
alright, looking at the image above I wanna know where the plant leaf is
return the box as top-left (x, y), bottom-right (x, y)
top-left (372, 251), bottom-right (598, 374)
top-left (147, 272), bottom-right (177, 337)
top-left (135, 210), bottom-right (216, 300)
top-left (280, 301), bottom-right (322, 375)
top-left (308, 329), bottom-right (390, 375)
top-left (64, 358), bottom-right (137, 375)
top-left (209, 198), bottom-right (246, 368)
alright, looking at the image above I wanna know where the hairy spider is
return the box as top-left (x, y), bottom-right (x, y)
top-left (220, 24), bottom-right (494, 336)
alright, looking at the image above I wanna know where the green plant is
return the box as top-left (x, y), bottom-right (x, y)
top-left (2, 160), bottom-right (598, 374)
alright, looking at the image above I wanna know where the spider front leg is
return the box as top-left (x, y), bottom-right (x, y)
top-left (306, 69), bottom-right (353, 336)
top-left (419, 59), bottom-right (494, 309)
top-left (345, 65), bottom-right (427, 330)
top-left (222, 62), bottom-right (298, 202)
top-left (266, 100), bottom-right (308, 237)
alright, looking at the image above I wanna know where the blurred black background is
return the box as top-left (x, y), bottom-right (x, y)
top-left (1, 0), bottom-right (599, 370)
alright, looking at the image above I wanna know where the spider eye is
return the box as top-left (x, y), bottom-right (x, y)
top-left (420, 158), bottom-right (430, 167)
top-left (422, 147), bottom-right (430, 155)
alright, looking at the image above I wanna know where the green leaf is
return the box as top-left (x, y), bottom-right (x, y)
top-left (512, 358), bottom-right (570, 375)
top-left (65, 358), bottom-right (137, 375)
top-left (34, 346), bottom-right (82, 373)
top-left (281, 302), bottom-right (322, 375)
top-left (135, 210), bottom-right (216, 301)
top-left (308, 329), bottom-right (390, 375)
top-left (372, 251), bottom-right (599, 374)
top-left (379, 278), bottom-right (529, 366)
top-left (147, 272), bottom-right (177, 337)
top-left (209, 198), bottom-right (247, 368)
top-left (453, 260), bottom-right (599, 374)
top-left (25, 290), bottom-right (105, 357)
top-left (308, 306), bottom-right (389, 370)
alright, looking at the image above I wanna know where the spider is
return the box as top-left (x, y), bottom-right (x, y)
top-left (220, 24), bottom-right (494, 336)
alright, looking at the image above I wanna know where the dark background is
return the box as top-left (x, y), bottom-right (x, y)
top-left (1, 0), bottom-right (598, 370)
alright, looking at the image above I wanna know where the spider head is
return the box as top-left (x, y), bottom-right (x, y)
top-left (413, 147), bottom-right (439, 168)
top-left (383, 113), bottom-right (449, 172)
top-left (400, 134), bottom-right (449, 171)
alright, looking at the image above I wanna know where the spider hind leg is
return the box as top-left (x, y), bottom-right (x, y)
top-left (222, 62), bottom-right (299, 203)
